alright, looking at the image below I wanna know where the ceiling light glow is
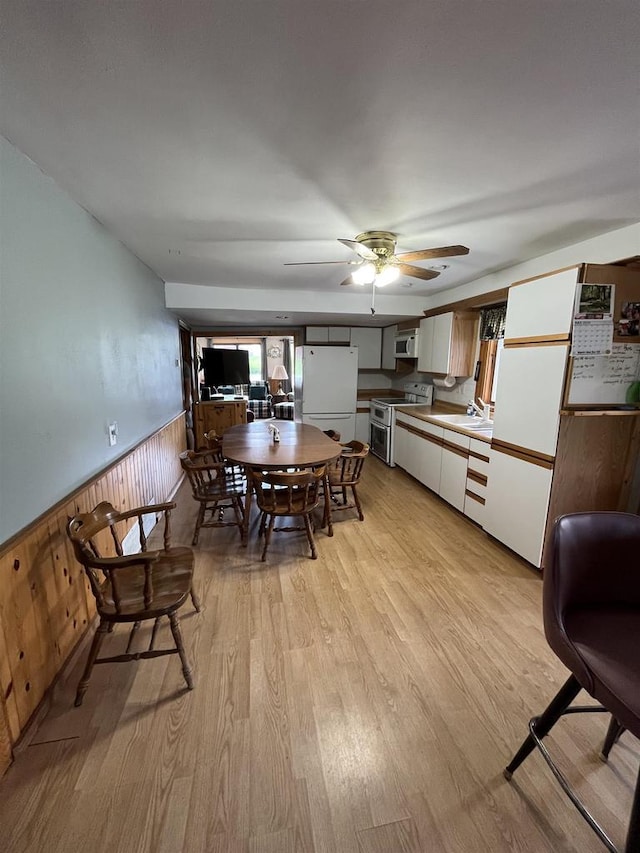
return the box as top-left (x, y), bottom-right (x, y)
top-left (375, 265), bottom-right (400, 286)
top-left (352, 262), bottom-right (376, 285)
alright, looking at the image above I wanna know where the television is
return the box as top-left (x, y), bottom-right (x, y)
top-left (202, 348), bottom-right (250, 389)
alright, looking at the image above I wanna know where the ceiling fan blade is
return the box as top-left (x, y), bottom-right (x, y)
top-left (283, 260), bottom-right (352, 266)
top-left (339, 275), bottom-right (354, 286)
top-left (398, 263), bottom-right (441, 281)
top-left (395, 245), bottom-right (469, 262)
top-left (337, 239), bottom-right (378, 260)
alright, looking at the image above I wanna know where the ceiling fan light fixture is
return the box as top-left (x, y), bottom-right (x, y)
top-left (352, 262), bottom-right (376, 285)
top-left (375, 265), bottom-right (400, 286)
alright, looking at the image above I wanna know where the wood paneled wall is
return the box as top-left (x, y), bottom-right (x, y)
top-left (0, 413), bottom-right (187, 774)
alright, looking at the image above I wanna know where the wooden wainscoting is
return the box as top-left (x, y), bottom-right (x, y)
top-left (0, 413), bottom-right (187, 774)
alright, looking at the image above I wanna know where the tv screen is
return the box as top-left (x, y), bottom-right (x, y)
top-left (202, 348), bottom-right (250, 388)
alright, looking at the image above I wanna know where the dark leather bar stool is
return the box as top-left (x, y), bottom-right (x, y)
top-left (504, 512), bottom-right (640, 853)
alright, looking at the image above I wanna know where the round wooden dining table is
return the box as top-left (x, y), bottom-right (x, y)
top-left (223, 421), bottom-right (343, 544)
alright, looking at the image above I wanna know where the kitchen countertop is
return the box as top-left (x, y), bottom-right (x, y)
top-left (395, 404), bottom-right (493, 443)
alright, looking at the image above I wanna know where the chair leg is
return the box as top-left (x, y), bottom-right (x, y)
top-left (600, 716), bottom-right (625, 762)
top-left (232, 496), bottom-right (244, 532)
top-left (352, 484), bottom-right (364, 521)
top-left (168, 613), bottom-right (194, 690)
top-left (75, 619), bottom-right (109, 707)
top-left (262, 514), bottom-right (275, 561)
top-left (192, 503), bottom-right (206, 546)
top-left (190, 584), bottom-right (201, 613)
top-left (504, 674), bottom-right (582, 778)
top-left (626, 763), bottom-right (640, 853)
top-left (304, 513), bottom-right (317, 560)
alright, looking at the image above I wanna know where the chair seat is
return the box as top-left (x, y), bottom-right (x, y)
top-left (199, 475), bottom-right (245, 500)
top-left (98, 547), bottom-right (194, 620)
top-left (566, 608), bottom-right (640, 739)
top-left (261, 490), bottom-right (319, 515)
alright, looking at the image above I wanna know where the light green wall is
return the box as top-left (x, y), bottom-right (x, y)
top-left (0, 137), bottom-right (183, 542)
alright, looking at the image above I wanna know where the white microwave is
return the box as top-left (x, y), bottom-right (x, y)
top-left (394, 332), bottom-right (419, 358)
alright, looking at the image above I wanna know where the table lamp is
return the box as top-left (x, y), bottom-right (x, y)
top-left (271, 364), bottom-right (289, 395)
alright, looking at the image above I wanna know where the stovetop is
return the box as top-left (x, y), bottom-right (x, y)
top-left (372, 397), bottom-right (413, 405)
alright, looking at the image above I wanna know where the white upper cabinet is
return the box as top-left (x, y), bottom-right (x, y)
top-left (491, 343), bottom-right (568, 457)
top-left (418, 312), bottom-right (477, 376)
top-left (417, 316), bottom-right (435, 372)
top-left (505, 268), bottom-right (579, 340)
top-left (306, 326), bottom-right (329, 343)
top-left (431, 313), bottom-right (453, 374)
top-left (381, 325), bottom-right (397, 370)
top-left (328, 326), bottom-right (351, 342)
top-left (350, 327), bottom-right (382, 369)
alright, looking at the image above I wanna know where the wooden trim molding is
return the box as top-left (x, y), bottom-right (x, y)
top-left (396, 421), bottom-right (443, 447)
top-left (468, 449), bottom-right (490, 463)
top-left (0, 413), bottom-right (187, 772)
top-left (491, 438), bottom-right (555, 470)
top-left (510, 264), bottom-right (580, 288)
top-left (504, 335), bottom-right (570, 347)
top-left (422, 287), bottom-right (508, 319)
top-left (441, 440), bottom-right (469, 460)
top-left (465, 489), bottom-right (486, 505)
top-left (467, 469), bottom-right (488, 487)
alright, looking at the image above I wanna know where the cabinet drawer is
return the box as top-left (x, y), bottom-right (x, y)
top-left (396, 415), bottom-right (443, 440)
top-left (467, 456), bottom-right (489, 478)
top-left (442, 428), bottom-right (470, 451)
top-left (469, 438), bottom-right (491, 460)
top-left (464, 490), bottom-right (485, 526)
top-left (466, 472), bottom-right (487, 495)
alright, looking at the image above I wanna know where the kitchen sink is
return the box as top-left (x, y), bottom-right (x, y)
top-left (429, 414), bottom-right (493, 431)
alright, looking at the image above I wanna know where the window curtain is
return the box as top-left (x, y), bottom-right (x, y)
top-left (281, 338), bottom-right (292, 393)
top-left (480, 305), bottom-right (507, 340)
top-left (260, 339), bottom-right (268, 383)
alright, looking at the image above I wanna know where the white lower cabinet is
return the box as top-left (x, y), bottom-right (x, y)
top-left (464, 438), bottom-right (490, 526)
top-left (417, 427), bottom-right (443, 493)
top-left (439, 431), bottom-right (470, 512)
top-left (483, 448), bottom-right (553, 567)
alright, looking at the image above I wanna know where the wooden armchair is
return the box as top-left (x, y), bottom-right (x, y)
top-left (66, 501), bottom-right (197, 707)
top-left (252, 466), bottom-right (326, 561)
top-left (180, 449), bottom-right (245, 546)
top-left (323, 440), bottom-right (369, 530)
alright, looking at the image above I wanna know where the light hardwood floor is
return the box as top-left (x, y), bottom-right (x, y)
top-left (1, 457), bottom-right (637, 852)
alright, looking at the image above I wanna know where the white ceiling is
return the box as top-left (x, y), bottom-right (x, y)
top-left (1, 0), bottom-right (639, 328)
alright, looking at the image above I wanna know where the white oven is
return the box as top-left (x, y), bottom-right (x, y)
top-left (369, 383), bottom-right (433, 466)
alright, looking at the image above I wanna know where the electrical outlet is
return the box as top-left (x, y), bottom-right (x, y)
top-left (108, 422), bottom-right (118, 446)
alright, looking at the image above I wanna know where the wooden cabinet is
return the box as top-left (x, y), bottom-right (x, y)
top-left (505, 267), bottom-right (578, 341)
top-left (193, 401), bottom-right (246, 448)
top-left (381, 324), bottom-right (397, 370)
top-left (350, 327), bottom-right (382, 369)
top-left (418, 311), bottom-right (478, 376)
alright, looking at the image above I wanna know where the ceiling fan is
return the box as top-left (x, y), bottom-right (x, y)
top-left (285, 231), bottom-right (469, 287)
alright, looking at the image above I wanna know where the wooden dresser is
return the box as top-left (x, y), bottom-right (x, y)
top-left (193, 400), bottom-right (247, 448)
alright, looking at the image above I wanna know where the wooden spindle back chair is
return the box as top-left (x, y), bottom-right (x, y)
top-left (252, 466), bottom-right (326, 561)
top-left (180, 449), bottom-right (245, 546)
top-left (323, 440), bottom-right (369, 529)
top-left (66, 501), bottom-right (197, 706)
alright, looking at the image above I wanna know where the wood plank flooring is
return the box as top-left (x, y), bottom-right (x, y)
top-left (1, 457), bottom-right (637, 852)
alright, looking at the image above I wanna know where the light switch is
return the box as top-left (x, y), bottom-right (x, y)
top-left (108, 422), bottom-right (118, 446)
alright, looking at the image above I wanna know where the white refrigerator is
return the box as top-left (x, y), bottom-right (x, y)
top-left (294, 346), bottom-right (358, 441)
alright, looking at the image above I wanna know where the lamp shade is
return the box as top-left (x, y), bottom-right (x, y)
top-left (271, 364), bottom-right (289, 381)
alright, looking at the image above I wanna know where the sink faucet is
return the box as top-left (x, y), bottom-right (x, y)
top-left (468, 398), bottom-right (492, 421)
top-left (468, 399), bottom-right (484, 418)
